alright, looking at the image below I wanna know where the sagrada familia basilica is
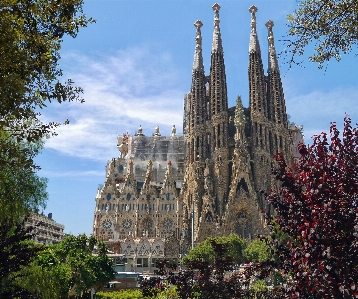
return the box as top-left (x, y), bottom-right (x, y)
top-left (93, 4), bottom-right (303, 270)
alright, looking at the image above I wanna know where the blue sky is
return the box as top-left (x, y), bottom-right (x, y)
top-left (36, 0), bottom-right (358, 235)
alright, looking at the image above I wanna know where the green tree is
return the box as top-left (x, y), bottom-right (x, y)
top-left (0, 132), bottom-right (48, 223)
top-left (0, 135), bottom-right (48, 298)
top-left (0, 219), bottom-right (41, 298)
top-left (0, 1), bottom-right (95, 297)
top-left (182, 234), bottom-right (247, 266)
top-left (16, 234), bottom-right (115, 298)
top-left (0, 0), bottom-right (94, 143)
top-left (244, 238), bottom-right (271, 263)
top-left (285, 0), bottom-right (358, 68)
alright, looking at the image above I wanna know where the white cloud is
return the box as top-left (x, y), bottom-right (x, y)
top-left (43, 48), bottom-right (186, 161)
top-left (285, 86), bottom-right (358, 144)
top-left (43, 47), bottom-right (358, 162)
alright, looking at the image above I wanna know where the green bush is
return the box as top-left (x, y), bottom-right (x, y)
top-left (250, 280), bottom-right (267, 292)
top-left (153, 287), bottom-right (178, 299)
top-left (96, 289), bottom-right (143, 299)
top-left (95, 287), bottom-right (178, 299)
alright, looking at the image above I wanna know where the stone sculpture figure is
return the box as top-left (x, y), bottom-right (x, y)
top-left (171, 125), bottom-right (176, 136)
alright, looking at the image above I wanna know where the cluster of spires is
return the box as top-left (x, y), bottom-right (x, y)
top-left (194, 4), bottom-right (279, 72)
top-left (184, 3), bottom-right (290, 224)
top-left (187, 3), bottom-right (279, 166)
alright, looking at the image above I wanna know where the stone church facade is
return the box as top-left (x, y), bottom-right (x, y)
top-left (92, 4), bottom-right (303, 266)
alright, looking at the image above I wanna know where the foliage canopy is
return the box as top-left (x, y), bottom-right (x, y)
top-left (262, 116), bottom-right (358, 297)
top-left (244, 238), bottom-right (271, 263)
top-left (181, 234), bottom-right (247, 266)
top-left (0, 219), bottom-right (41, 298)
top-left (285, 0), bottom-right (358, 68)
top-left (0, 132), bottom-right (48, 222)
top-left (16, 234), bottom-right (115, 298)
top-left (0, 0), bottom-right (94, 143)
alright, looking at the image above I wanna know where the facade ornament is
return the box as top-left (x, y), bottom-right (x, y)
top-left (153, 125), bottom-right (161, 136)
top-left (266, 20), bottom-right (274, 45)
top-left (171, 125), bottom-right (176, 136)
top-left (135, 125), bottom-right (144, 136)
top-left (249, 5), bottom-right (258, 32)
top-left (234, 95), bottom-right (246, 128)
top-left (117, 133), bottom-right (129, 158)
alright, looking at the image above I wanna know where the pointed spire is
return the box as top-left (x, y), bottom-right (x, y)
top-left (128, 159), bottom-right (134, 174)
top-left (234, 96), bottom-right (246, 144)
top-left (119, 159), bottom-right (136, 194)
top-left (142, 160), bottom-right (153, 190)
top-left (266, 20), bottom-right (279, 72)
top-left (189, 18), bottom-right (207, 159)
top-left (193, 20), bottom-right (204, 71)
top-left (248, 5), bottom-right (267, 117)
top-left (234, 96), bottom-right (246, 129)
top-left (123, 160), bottom-right (135, 187)
top-left (265, 20), bottom-right (288, 127)
top-left (212, 3), bottom-right (223, 52)
top-left (162, 160), bottom-right (176, 192)
top-left (249, 5), bottom-right (260, 53)
top-left (209, 2), bottom-right (228, 118)
top-left (165, 160), bottom-right (173, 181)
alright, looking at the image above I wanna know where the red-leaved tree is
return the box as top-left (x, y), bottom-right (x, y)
top-left (267, 116), bottom-right (358, 298)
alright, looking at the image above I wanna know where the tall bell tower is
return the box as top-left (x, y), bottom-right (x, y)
top-left (209, 3), bottom-right (230, 217)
